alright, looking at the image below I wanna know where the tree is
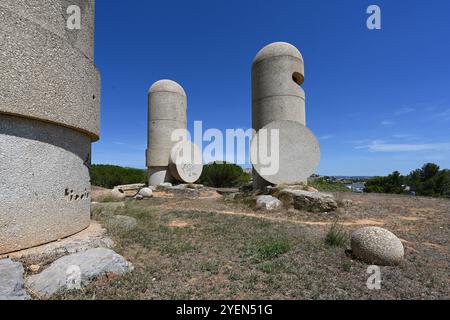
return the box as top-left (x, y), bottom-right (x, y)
top-left (199, 162), bottom-right (250, 188)
top-left (421, 163), bottom-right (440, 181)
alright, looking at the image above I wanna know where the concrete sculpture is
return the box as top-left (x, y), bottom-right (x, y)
top-left (251, 42), bottom-right (320, 188)
top-left (0, 0), bottom-right (100, 254)
top-left (147, 80), bottom-right (202, 186)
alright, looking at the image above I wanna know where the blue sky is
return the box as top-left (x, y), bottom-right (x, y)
top-left (92, 0), bottom-right (450, 176)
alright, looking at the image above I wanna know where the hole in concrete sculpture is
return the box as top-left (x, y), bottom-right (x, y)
top-left (292, 72), bottom-right (304, 85)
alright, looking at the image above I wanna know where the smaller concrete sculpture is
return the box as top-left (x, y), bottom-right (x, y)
top-left (146, 80), bottom-right (203, 186)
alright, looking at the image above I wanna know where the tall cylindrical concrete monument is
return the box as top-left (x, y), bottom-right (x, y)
top-left (147, 80), bottom-right (187, 186)
top-left (251, 42), bottom-right (320, 189)
top-left (146, 80), bottom-right (203, 186)
top-left (0, 1), bottom-right (100, 254)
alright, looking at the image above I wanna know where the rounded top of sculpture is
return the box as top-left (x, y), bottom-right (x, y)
top-left (253, 42), bottom-right (303, 65)
top-left (149, 80), bottom-right (186, 96)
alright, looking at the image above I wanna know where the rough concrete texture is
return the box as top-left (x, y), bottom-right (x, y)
top-left (0, 259), bottom-right (30, 300)
top-left (2, 222), bottom-right (114, 261)
top-left (251, 120), bottom-right (320, 185)
top-left (26, 248), bottom-right (133, 297)
top-left (0, 115), bottom-right (92, 254)
top-left (255, 195), bottom-right (282, 211)
top-left (0, 2), bottom-right (100, 139)
top-left (252, 42), bottom-right (305, 131)
top-left (147, 80), bottom-right (187, 185)
top-left (252, 95), bottom-right (306, 133)
top-left (0, 0), bottom-right (96, 61)
top-left (169, 141), bottom-right (203, 183)
top-left (0, 1), bottom-right (99, 255)
top-left (351, 227), bottom-right (405, 266)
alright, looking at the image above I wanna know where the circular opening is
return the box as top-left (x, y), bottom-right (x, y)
top-left (93, 95), bottom-right (96, 100)
top-left (292, 72), bottom-right (304, 85)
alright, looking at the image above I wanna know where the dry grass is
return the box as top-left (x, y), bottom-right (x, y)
top-left (55, 192), bottom-right (449, 300)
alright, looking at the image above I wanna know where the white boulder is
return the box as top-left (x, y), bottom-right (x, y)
top-left (351, 227), bottom-right (404, 266)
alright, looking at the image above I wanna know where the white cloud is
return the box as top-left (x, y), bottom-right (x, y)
top-left (395, 107), bottom-right (415, 116)
top-left (381, 120), bottom-right (395, 126)
top-left (356, 141), bottom-right (450, 153)
top-left (319, 135), bottom-right (334, 140)
top-left (432, 108), bottom-right (450, 121)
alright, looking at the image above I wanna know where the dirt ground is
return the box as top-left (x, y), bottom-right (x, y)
top-left (59, 190), bottom-right (449, 300)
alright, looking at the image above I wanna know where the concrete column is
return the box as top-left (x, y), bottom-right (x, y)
top-left (0, 0), bottom-right (100, 254)
top-left (146, 80), bottom-right (187, 186)
top-left (252, 42), bottom-right (305, 131)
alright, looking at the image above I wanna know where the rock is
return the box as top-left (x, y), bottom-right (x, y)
top-left (278, 189), bottom-right (338, 212)
top-left (114, 184), bottom-right (146, 197)
top-left (0, 259), bottom-right (30, 300)
top-left (108, 215), bottom-right (137, 231)
top-left (342, 199), bottom-right (353, 207)
top-left (26, 248), bottom-right (133, 297)
top-left (3, 222), bottom-right (114, 261)
top-left (111, 188), bottom-right (126, 200)
top-left (307, 186), bottom-right (319, 193)
top-left (159, 182), bottom-right (173, 188)
top-left (29, 265), bottom-right (41, 273)
top-left (351, 227), bottom-right (404, 266)
top-left (134, 194), bottom-right (144, 200)
top-left (184, 184), bottom-right (204, 190)
top-left (255, 195), bottom-right (282, 211)
top-left (138, 187), bottom-right (153, 198)
top-left (157, 184), bottom-right (201, 198)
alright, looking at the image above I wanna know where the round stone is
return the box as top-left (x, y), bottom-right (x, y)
top-left (111, 188), bottom-right (126, 200)
top-left (351, 227), bottom-right (404, 266)
top-left (138, 187), bottom-right (153, 198)
top-left (250, 120), bottom-right (320, 185)
top-left (169, 141), bottom-right (203, 183)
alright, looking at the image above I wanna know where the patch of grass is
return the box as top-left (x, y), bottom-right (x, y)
top-left (325, 222), bottom-right (348, 247)
top-left (250, 236), bottom-right (291, 261)
top-left (342, 260), bottom-right (352, 272)
top-left (258, 260), bottom-right (288, 274)
top-left (199, 260), bottom-right (221, 275)
top-left (96, 195), bottom-right (123, 203)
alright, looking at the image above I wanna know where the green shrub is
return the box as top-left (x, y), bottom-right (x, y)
top-left (325, 222), bottom-right (348, 247)
top-left (90, 164), bottom-right (146, 189)
top-left (199, 162), bottom-right (250, 188)
top-left (255, 237), bottom-right (291, 260)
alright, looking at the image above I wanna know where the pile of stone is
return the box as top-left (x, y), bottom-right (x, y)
top-left (109, 184), bottom-right (154, 201)
top-left (250, 184), bottom-right (339, 212)
top-left (0, 211), bottom-right (134, 300)
top-left (155, 183), bottom-right (205, 198)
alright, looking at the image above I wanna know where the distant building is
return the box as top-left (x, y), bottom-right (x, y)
top-left (346, 182), bottom-right (365, 193)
